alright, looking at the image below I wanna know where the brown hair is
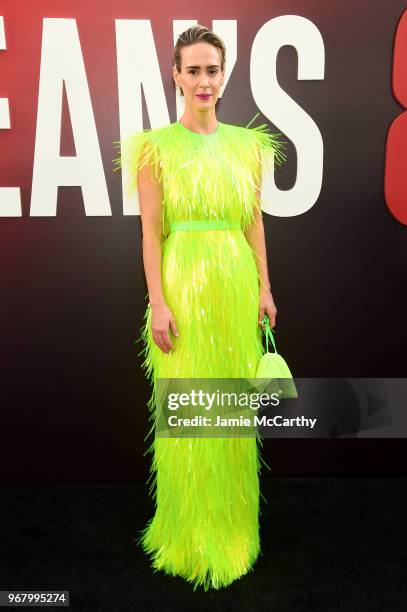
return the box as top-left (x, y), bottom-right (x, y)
top-left (173, 25), bottom-right (226, 96)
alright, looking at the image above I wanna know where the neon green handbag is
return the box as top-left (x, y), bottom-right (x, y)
top-left (254, 315), bottom-right (298, 398)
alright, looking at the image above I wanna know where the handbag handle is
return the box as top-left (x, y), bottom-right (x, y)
top-left (261, 314), bottom-right (277, 353)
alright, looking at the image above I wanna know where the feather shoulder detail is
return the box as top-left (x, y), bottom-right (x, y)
top-left (244, 112), bottom-right (287, 171)
top-left (239, 113), bottom-right (288, 216)
top-left (112, 125), bottom-right (169, 197)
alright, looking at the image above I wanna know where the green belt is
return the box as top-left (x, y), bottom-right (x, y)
top-left (170, 219), bottom-right (241, 231)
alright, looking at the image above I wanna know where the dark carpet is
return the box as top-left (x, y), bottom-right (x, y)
top-left (0, 477), bottom-right (406, 611)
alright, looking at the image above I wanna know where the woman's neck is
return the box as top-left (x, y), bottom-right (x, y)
top-left (178, 112), bottom-right (218, 135)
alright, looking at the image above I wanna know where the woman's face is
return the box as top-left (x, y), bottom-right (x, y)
top-left (173, 42), bottom-right (224, 111)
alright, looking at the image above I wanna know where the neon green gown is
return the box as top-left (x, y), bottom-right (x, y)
top-left (113, 117), bottom-right (286, 590)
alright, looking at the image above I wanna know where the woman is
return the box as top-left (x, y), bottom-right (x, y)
top-left (114, 24), bottom-right (287, 591)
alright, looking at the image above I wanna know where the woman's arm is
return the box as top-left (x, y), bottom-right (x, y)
top-left (244, 187), bottom-right (278, 329)
top-left (138, 157), bottom-right (179, 352)
top-left (137, 159), bottom-right (165, 307)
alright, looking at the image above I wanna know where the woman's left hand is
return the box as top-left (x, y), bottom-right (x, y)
top-left (258, 287), bottom-right (277, 329)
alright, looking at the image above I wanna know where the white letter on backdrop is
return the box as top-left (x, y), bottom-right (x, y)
top-left (31, 18), bottom-right (110, 216)
top-left (251, 15), bottom-right (325, 216)
top-left (115, 19), bottom-right (170, 215)
top-left (0, 16), bottom-right (22, 217)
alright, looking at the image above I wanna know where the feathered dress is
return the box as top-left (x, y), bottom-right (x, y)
top-left (113, 117), bottom-right (287, 591)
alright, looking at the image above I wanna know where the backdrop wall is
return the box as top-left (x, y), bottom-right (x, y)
top-left (1, 1), bottom-right (406, 483)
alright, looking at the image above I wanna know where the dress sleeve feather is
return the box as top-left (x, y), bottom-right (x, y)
top-left (248, 122), bottom-right (287, 183)
top-left (112, 129), bottom-right (162, 197)
top-left (244, 118), bottom-right (288, 215)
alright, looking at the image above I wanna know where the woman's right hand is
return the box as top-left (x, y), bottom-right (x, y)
top-left (151, 302), bottom-right (179, 353)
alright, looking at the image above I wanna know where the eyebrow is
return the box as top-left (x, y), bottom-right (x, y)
top-left (185, 65), bottom-right (220, 69)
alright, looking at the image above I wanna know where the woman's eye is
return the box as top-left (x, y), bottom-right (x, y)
top-left (188, 70), bottom-right (218, 75)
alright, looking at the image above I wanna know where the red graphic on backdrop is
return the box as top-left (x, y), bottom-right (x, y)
top-left (385, 9), bottom-right (407, 226)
